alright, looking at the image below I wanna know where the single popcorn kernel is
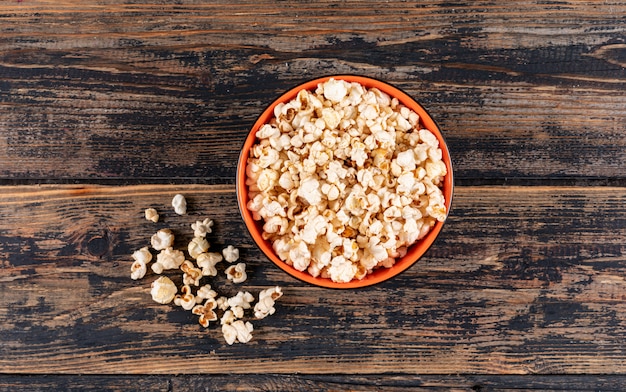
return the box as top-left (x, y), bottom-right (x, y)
top-left (151, 229), bottom-right (174, 251)
top-left (172, 194), bottom-right (187, 215)
top-left (145, 208), bottom-right (159, 223)
top-left (150, 276), bottom-right (177, 304)
top-left (225, 262), bottom-right (247, 284)
top-left (246, 78), bottom-right (448, 283)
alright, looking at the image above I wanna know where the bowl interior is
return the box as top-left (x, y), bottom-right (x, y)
top-left (237, 75), bottom-right (453, 288)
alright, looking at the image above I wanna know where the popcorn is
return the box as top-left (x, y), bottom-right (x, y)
top-left (222, 245), bottom-right (239, 263)
top-left (171, 194), bottom-right (187, 215)
top-left (191, 218), bottom-right (214, 238)
top-left (220, 309), bottom-right (238, 326)
top-left (225, 262), bottom-right (247, 284)
top-left (150, 229), bottom-right (174, 251)
top-left (196, 284), bottom-right (218, 301)
top-left (196, 252), bottom-right (222, 277)
top-left (246, 78), bottom-right (448, 283)
top-left (152, 247), bottom-right (185, 274)
top-left (174, 285), bottom-right (200, 310)
top-left (181, 260), bottom-right (203, 286)
top-left (130, 260), bottom-right (147, 280)
top-left (222, 320), bottom-right (254, 345)
top-left (150, 276), bottom-right (178, 304)
top-left (192, 298), bottom-right (218, 328)
top-left (328, 255), bottom-right (358, 283)
top-left (188, 236), bottom-right (210, 260)
top-left (144, 208), bottom-right (159, 223)
top-left (254, 286), bottom-right (283, 319)
top-left (227, 291), bottom-right (254, 310)
top-left (131, 195), bottom-right (284, 345)
top-left (132, 246), bottom-right (152, 265)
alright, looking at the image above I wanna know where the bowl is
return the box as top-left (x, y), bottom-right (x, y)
top-left (236, 75), bottom-right (453, 288)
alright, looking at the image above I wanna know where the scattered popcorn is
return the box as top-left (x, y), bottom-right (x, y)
top-left (222, 245), bottom-right (239, 263)
top-left (131, 246), bottom-right (152, 281)
top-left (246, 78), bottom-right (448, 283)
top-left (254, 286), bottom-right (283, 319)
top-left (196, 284), bottom-right (218, 301)
top-left (216, 296), bottom-right (229, 311)
top-left (181, 260), bottom-right (203, 286)
top-left (220, 309), bottom-right (237, 325)
top-left (151, 229), bottom-right (174, 251)
top-left (132, 195), bottom-right (284, 345)
top-left (130, 259), bottom-right (147, 280)
top-left (188, 236), bottom-right (210, 260)
top-left (191, 218), bottom-right (214, 238)
top-left (172, 194), bottom-right (187, 215)
top-left (227, 291), bottom-right (254, 310)
top-left (152, 247), bottom-right (185, 274)
top-left (230, 305), bottom-right (245, 319)
top-left (145, 208), bottom-right (159, 223)
top-left (222, 320), bottom-right (254, 345)
top-left (192, 298), bottom-right (218, 328)
top-left (225, 262), bottom-right (247, 284)
top-left (196, 252), bottom-right (223, 276)
top-left (150, 276), bottom-right (178, 304)
top-left (174, 284), bottom-right (200, 310)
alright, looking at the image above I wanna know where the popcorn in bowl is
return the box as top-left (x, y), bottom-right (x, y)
top-left (238, 76), bottom-right (453, 288)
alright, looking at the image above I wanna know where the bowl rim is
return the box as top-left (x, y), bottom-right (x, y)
top-left (236, 74), bottom-right (454, 289)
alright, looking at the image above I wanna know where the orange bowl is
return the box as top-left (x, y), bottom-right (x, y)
top-left (236, 75), bottom-right (453, 288)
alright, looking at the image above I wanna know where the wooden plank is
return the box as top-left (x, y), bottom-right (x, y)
top-left (2, 374), bottom-right (626, 392)
top-left (0, 375), bottom-right (169, 392)
top-left (0, 1), bottom-right (625, 182)
top-left (0, 185), bottom-right (625, 375)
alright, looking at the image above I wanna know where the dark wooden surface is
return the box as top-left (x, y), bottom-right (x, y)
top-left (1, 1), bottom-right (626, 391)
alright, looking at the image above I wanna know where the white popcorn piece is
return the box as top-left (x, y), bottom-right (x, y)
top-left (192, 298), bottom-right (218, 328)
top-left (132, 246), bottom-right (153, 265)
top-left (322, 78), bottom-right (348, 103)
top-left (188, 236), bottom-right (210, 260)
top-left (232, 305), bottom-right (246, 319)
top-left (216, 296), bottom-right (229, 311)
top-left (144, 208), bottom-right (159, 223)
top-left (220, 309), bottom-right (237, 326)
top-left (151, 247), bottom-right (185, 274)
top-left (130, 259), bottom-right (147, 280)
top-left (191, 218), bottom-right (214, 238)
top-left (174, 285), bottom-right (200, 311)
top-left (151, 229), bottom-right (175, 251)
top-left (225, 262), bottom-right (247, 284)
top-left (171, 194), bottom-right (187, 215)
top-left (196, 284), bottom-right (218, 301)
top-left (181, 260), bottom-right (203, 286)
top-left (227, 291), bottom-right (254, 310)
top-left (328, 256), bottom-right (357, 283)
top-left (222, 245), bottom-right (240, 263)
top-left (150, 276), bottom-right (177, 304)
top-left (196, 252), bottom-right (223, 276)
top-left (254, 286), bottom-right (283, 319)
top-left (222, 320), bottom-right (254, 345)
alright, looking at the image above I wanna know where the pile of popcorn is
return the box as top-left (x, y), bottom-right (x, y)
top-left (131, 194), bottom-right (283, 345)
top-left (246, 78), bottom-right (448, 283)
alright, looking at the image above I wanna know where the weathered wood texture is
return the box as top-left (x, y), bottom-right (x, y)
top-left (0, 1), bottom-right (625, 183)
top-left (1, 0), bottom-right (626, 388)
top-left (1, 185), bottom-right (625, 375)
top-left (2, 374), bottom-right (626, 392)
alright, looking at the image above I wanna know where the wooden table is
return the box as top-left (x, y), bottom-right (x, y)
top-left (1, 1), bottom-right (625, 390)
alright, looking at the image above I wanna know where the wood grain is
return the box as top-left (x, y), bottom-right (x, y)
top-left (2, 374), bottom-right (626, 392)
top-left (0, 1), bottom-right (625, 182)
top-left (1, 0), bottom-right (625, 387)
top-left (1, 185), bottom-right (625, 375)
